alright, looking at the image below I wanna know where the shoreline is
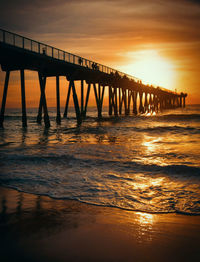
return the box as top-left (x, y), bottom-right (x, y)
top-left (0, 186), bottom-right (200, 262)
top-left (1, 185), bottom-right (200, 216)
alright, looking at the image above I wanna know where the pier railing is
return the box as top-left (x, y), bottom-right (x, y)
top-left (0, 29), bottom-right (186, 129)
top-left (0, 28), bottom-right (140, 81)
top-left (0, 28), bottom-right (179, 95)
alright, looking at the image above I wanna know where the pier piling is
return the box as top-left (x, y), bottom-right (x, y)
top-left (0, 28), bottom-right (187, 128)
top-left (0, 71), bottom-right (10, 128)
top-left (38, 73), bottom-right (50, 128)
top-left (20, 70), bottom-right (27, 128)
top-left (56, 76), bottom-right (61, 124)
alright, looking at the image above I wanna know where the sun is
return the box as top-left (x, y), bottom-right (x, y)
top-left (119, 50), bottom-right (176, 90)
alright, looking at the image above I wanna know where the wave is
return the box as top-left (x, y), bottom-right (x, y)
top-left (3, 111), bottom-right (200, 120)
top-left (154, 113), bottom-right (200, 122)
top-left (133, 125), bottom-right (200, 134)
top-left (1, 152), bottom-right (199, 215)
top-left (1, 184), bottom-right (200, 216)
top-left (61, 124), bottom-right (200, 136)
top-left (1, 106), bottom-right (200, 216)
top-left (1, 152), bottom-right (200, 177)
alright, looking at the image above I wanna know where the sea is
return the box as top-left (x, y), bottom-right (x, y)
top-left (0, 105), bottom-right (200, 215)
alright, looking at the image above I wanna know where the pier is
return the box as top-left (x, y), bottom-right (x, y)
top-left (0, 29), bottom-right (187, 128)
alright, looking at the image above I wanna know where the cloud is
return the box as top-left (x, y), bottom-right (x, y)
top-left (1, 0), bottom-right (199, 60)
top-left (0, 0), bottom-right (199, 103)
top-left (1, 0), bottom-right (199, 40)
top-left (0, 0), bottom-right (199, 65)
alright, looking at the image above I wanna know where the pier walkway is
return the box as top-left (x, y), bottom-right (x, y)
top-left (0, 29), bottom-right (187, 128)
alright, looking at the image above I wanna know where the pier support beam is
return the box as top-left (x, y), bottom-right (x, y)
top-left (139, 92), bottom-right (144, 113)
top-left (109, 86), bottom-right (113, 115)
top-left (118, 88), bottom-right (122, 115)
top-left (37, 77), bottom-right (46, 124)
top-left (38, 73), bottom-right (50, 128)
top-left (0, 71), bottom-right (10, 128)
top-left (114, 87), bottom-right (118, 116)
top-left (81, 80), bottom-right (84, 116)
top-left (71, 80), bottom-right (82, 125)
top-left (122, 89), bottom-right (128, 115)
top-left (109, 86), bottom-right (118, 116)
top-left (183, 96), bottom-right (186, 108)
top-left (149, 94), bottom-right (153, 112)
top-left (63, 79), bottom-right (82, 124)
top-left (20, 70), bottom-right (27, 128)
top-left (93, 83), bottom-right (101, 118)
top-left (144, 92), bottom-right (148, 113)
top-left (63, 80), bottom-right (91, 121)
top-left (98, 83), bottom-right (101, 102)
top-left (133, 91), bottom-right (137, 115)
top-left (154, 95), bottom-right (159, 112)
top-left (152, 95), bottom-right (155, 112)
top-left (56, 76), bottom-right (61, 124)
top-left (63, 81), bottom-right (72, 118)
top-left (179, 95), bottom-right (183, 107)
top-left (83, 83), bottom-right (91, 117)
top-left (128, 90), bottom-right (131, 115)
top-left (93, 83), bottom-right (105, 118)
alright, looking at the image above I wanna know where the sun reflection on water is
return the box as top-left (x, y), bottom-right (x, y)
top-left (131, 174), bottom-right (165, 190)
top-left (135, 212), bottom-right (155, 243)
top-left (142, 137), bottom-right (161, 153)
top-left (136, 212), bottom-right (154, 225)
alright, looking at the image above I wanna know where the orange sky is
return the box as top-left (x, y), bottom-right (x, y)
top-left (0, 0), bottom-right (200, 107)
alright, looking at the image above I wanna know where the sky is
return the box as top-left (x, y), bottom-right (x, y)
top-left (0, 0), bottom-right (200, 107)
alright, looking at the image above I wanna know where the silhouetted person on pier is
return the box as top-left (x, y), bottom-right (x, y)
top-left (92, 63), bottom-right (98, 70)
top-left (42, 47), bottom-right (46, 55)
top-left (78, 57), bottom-right (83, 65)
top-left (122, 75), bottom-right (128, 81)
top-left (115, 71), bottom-right (121, 80)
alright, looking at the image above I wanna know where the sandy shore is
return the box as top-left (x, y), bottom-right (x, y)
top-left (0, 186), bottom-right (200, 262)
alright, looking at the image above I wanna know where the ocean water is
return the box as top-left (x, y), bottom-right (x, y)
top-left (0, 105), bottom-right (200, 215)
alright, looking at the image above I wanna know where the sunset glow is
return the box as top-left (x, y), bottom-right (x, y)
top-left (120, 50), bottom-right (176, 90)
top-left (0, 0), bottom-right (200, 105)
top-left (0, 1), bottom-right (200, 261)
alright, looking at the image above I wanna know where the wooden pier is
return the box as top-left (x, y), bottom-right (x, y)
top-left (0, 29), bottom-right (187, 128)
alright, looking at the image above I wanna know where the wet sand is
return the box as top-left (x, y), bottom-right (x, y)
top-left (0, 186), bottom-right (200, 262)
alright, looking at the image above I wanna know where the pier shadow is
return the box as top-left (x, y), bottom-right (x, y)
top-left (0, 187), bottom-right (97, 238)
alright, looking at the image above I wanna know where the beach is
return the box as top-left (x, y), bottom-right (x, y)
top-left (1, 0), bottom-right (200, 260)
top-left (0, 186), bottom-right (200, 262)
top-left (0, 105), bottom-right (200, 261)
